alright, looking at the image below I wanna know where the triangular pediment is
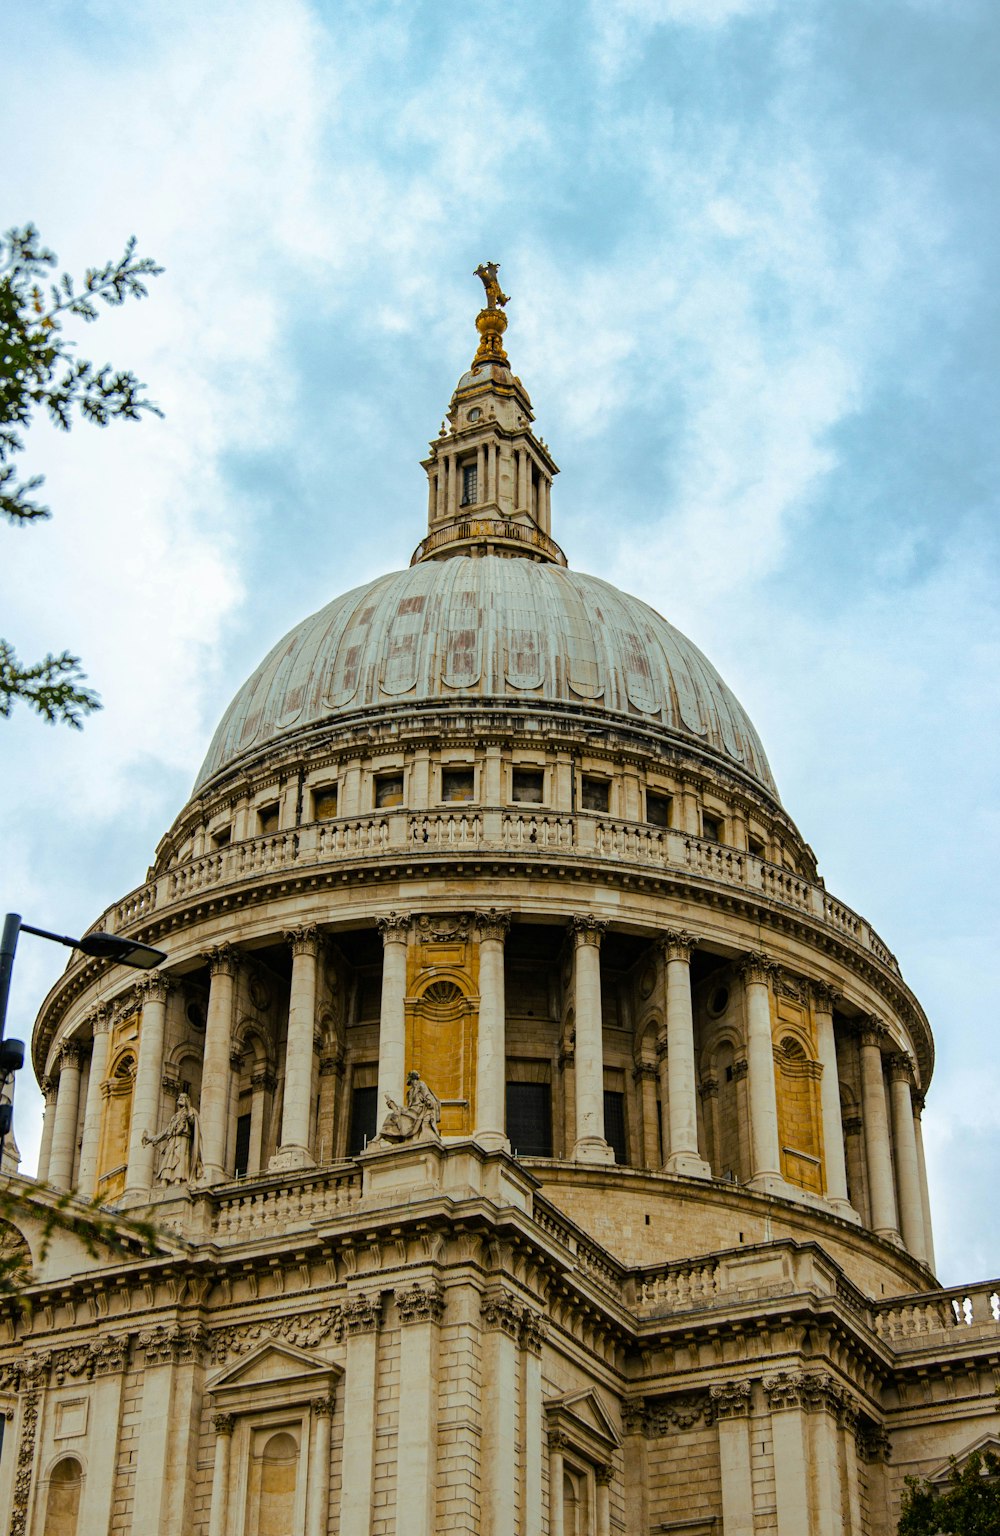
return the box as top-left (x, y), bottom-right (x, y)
top-left (206, 1337), bottom-right (336, 1394)
top-left (926, 1433), bottom-right (1000, 1485)
top-left (544, 1388), bottom-right (620, 1449)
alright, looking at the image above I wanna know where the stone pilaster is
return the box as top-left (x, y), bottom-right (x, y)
top-left (475, 909), bottom-right (511, 1151)
top-left (340, 1293), bottom-right (382, 1536)
top-left (376, 912), bottom-right (411, 1127)
top-left (396, 1282), bottom-right (444, 1536)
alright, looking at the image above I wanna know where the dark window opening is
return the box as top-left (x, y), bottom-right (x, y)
top-left (511, 768), bottom-right (544, 805)
top-left (702, 813), bottom-right (722, 842)
top-left (748, 835), bottom-right (766, 859)
top-left (258, 802), bottom-right (279, 835)
top-left (603, 1090), bottom-right (627, 1164)
top-left (441, 767), bottom-right (475, 803)
top-left (506, 1082), bottom-right (552, 1158)
top-left (314, 787), bottom-right (339, 820)
top-left (646, 791), bottom-right (671, 828)
top-left (581, 776), bottom-right (610, 813)
top-left (211, 825), bottom-right (232, 849)
top-left (234, 1112), bottom-right (251, 1177)
top-left (375, 773), bottom-right (404, 809)
top-left (460, 463), bottom-right (478, 507)
top-left (348, 1085), bottom-right (379, 1155)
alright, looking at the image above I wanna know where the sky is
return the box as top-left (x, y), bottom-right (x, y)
top-left (3, 0), bottom-right (998, 1287)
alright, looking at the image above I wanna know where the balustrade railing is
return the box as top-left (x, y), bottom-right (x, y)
top-left (81, 809), bottom-right (901, 976)
top-left (212, 1166), bottom-right (364, 1239)
top-left (873, 1280), bottom-right (1000, 1345)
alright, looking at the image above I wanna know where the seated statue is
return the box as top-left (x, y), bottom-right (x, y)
top-left (141, 1092), bottom-right (204, 1184)
top-left (370, 1071), bottom-right (441, 1147)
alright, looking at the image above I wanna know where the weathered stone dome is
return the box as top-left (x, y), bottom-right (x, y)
top-left (193, 557), bottom-right (778, 797)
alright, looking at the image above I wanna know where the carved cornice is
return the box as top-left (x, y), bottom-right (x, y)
top-left (395, 1281), bottom-right (445, 1326)
top-left (657, 928), bottom-right (697, 963)
top-left (342, 1293), bottom-right (382, 1335)
top-left (376, 911), bottom-right (411, 945)
top-left (50, 1333), bottom-right (130, 1382)
top-left (476, 908), bottom-right (512, 945)
top-left (738, 952), bottom-right (776, 987)
top-left (763, 1369), bottom-right (860, 1420)
top-left (570, 915), bottom-right (607, 947)
top-left (710, 1380), bottom-right (752, 1419)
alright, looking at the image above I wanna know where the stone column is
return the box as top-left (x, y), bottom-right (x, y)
top-left (475, 910), bottom-right (510, 1151)
top-left (858, 1018), bottom-right (899, 1240)
top-left (375, 913), bottom-right (410, 1127)
top-left (548, 1431), bottom-right (566, 1535)
top-left (739, 954), bottom-right (783, 1189)
top-left (48, 1040), bottom-right (84, 1190)
top-left (765, 1374), bottom-right (811, 1536)
top-left (596, 1464), bottom-right (612, 1536)
top-left (889, 1054), bottom-right (927, 1262)
top-left (570, 917), bottom-right (613, 1163)
top-left (395, 1282), bottom-right (444, 1536)
top-left (660, 931), bottom-right (710, 1177)
top-left (480, 1288), bottom-right (521, 1536)
top-left (476, 444), bottom-right (486, 503)
top-left (655, 1035), bottom-right (669, 1163)
top-left (248, 1067), bottom-right (275, 1174)
top-left (635, 1064), bottom-right (660, 1169)
top-left (36, 1075), bottom-right (56, 1182)
top-left (201, 946), bottom-right (240, 1183)
top-left (811, 981), bottom-right (854, 1216)
top-left (77, 1009), bottom-right (111, 1195)
top-left (125, 976), bottom-right (171, 1197)
top-left (521, 1312), bottom-right (547, 1535)
top-left (912, 1092), bottom-right (937, 1273)
top-left (711, 1382), bottom-right (754, 1536)
top-left (274, 925), bottom-right (321, 1169)
top-left (339, 1293), bottom-right (382, 1536)
top-left (207, 1413), bottom-right (234, 1536)
top-left (307, 1395), bottom-right (336, 1536)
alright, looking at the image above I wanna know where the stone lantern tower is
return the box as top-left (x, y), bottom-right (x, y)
top-left (1, 269), bottom-right (997, 1536)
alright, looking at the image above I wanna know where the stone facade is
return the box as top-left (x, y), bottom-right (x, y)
top-left (2, 277), bottom-right (996, 1534)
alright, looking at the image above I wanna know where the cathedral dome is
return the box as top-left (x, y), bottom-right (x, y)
top-left (193, 558), bottom-right (778, 797)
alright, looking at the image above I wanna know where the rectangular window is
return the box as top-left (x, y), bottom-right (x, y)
top-left (234, 1112), bottom-right (252, 1177)
top-left (748, 835), bottom-right (766, 859)
top-left (374, 773), bottom-right (404, 808)
top-left (702, 813), bottom-right (722, 842)
top-left (506, 1082), bottom-right (552, 1158)
top-left (257, 803), bottom-right (280, 835)
top-left (348, 1085), bottom-right (379, 1155)
top-left (581, 776), bottom-right (610, 812)
top-left (313, 786), bottom-right (338, 821)
top-left (646, 790), bottom-right (672, 828)
top-left (460, 463), bottom-right (478, 506)
top-left (603, 1090), bottom-right (627, 1164)
top-left (211, 825), bottom-right (232, 849)
top-left (511, 768), bottom-right (544, 804)
top-left (441, 767), bottom-right (475, 803)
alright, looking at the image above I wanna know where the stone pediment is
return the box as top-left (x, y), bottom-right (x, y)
top-left (545, 1387), bottom-right (620, 1453)
top-left (925, 1432), bottom-right (1000, 1484)
top-left (206, 1337), bottom-right (340, 1410)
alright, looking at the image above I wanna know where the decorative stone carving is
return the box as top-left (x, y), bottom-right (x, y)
top-left (520, 1310), bottom-right (548, 1356)
top-left (376, 911), bottom-right (412, 944)
top-left (858, 1015), bottom-right (890, 1050)
top-left (416, 912), bottom-right (473, 942)
top-left (284, 924), bottom-right (321, 956)
top-left (476, 908), bottom-right (511, 944)
top-left (888, 1052), bottom-right (916, 1086)
top-left (395, 1281), bottom-right (446, 1325)
top-left (311, 1394), bottom-right (337, 1416)
top-left (658, 928), bottom-right (697, 961)
top-left (632, 1062), bottom-right (658, 1083)
top-left (571, 915), bottom-right (607, 946)
top-left (250, 1066), bottom-right (278, 1093)
top-left (137, 974), bottom-right (172, 1005)
top-left (732, 1058), bottom-right (749, 1081)
top-left (774, 969), bottom-right (808, 1003)
top-left (738, 952), bottom-right (776, 987)
top-left (213, 1412), bottom-right (235, 1436)
top-left (699, 1073), bottom-right (720, 1101)
top-left (809, 979), bottom-right (841, 1010)
top-left (710, 1380), bottom-right (752, 1419)
top-left (370, 1071), bottom-right (441, 1146)
top-left (58, 1039), bottom-right (83, 1071)
top-left (10, 1391), bottom-right (39, 1536)
top-left (646, 1392), bottom-right (714, 1433)
top-left (51, 1334), bottom-right (129, 1383)
top-left (209, 1308), bottom-right (343, 1364)
top-left (142, 1093), bottom-right (204, 1184)
top-left (856, 1422), bottom-right (891, 1462)
top-left (342, 1293), bottom-right (382, 1335)
top-left (142, 1324), bottom-right (209, 1367)
top-left (621, 1398), bottom-right (648, 1436)
top-left (206, 943), bottom-right (240, 977)
top-left (763, 1370), bottom-right (805, 1410)
top-left (480, 1288), bottom-right (524, 1339)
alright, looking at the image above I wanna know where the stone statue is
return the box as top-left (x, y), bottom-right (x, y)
top-left (371, 1071), bottom-right (441, 1146)
top-left (142, 1093), bottom-right (204, 1184)
top-left (474, 261), bottom-right (509, 311)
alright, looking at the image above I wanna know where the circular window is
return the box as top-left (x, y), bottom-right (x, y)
top-left (708, 985), bottom-right (729, 1018)
top-left (186, 1000), bottom-right (206, 1032)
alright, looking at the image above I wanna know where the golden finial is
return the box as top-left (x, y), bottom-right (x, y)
top-left (472, 261), bottom-right (509, 366)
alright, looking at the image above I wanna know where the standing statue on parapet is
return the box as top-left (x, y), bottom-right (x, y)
top-left (142, 1092), bottom-right (204, 1184)
top-left (371, 1071), bottom-right (441, 1146)
top-left (475, 262), bottom-right (509, 311)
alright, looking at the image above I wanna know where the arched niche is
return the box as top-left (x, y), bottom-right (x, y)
top-left (96, 1048), bottom-right (137, 1201)
top-left (44, 1455), bottom-right (83, 1536)
top-left (405, 972), bottom-right (476, 1137)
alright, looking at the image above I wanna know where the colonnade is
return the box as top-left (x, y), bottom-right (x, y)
top-left (36, 912), bottom-right (933, 1266)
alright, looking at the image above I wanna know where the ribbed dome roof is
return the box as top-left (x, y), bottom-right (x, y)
top-left (194, 557), bottom-right (777, 797)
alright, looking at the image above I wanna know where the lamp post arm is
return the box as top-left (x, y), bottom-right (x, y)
top-left (0, 915), bottom-right (22, 1045)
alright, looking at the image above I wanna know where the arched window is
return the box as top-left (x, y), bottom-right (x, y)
top-left (45, 1456), bottom-right (83, 1536)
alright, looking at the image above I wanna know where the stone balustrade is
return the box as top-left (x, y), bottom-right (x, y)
top-left (873, 1279), bottom-right (1000, 1345)
top-left (212, 1165), bottom-right (364, 1240)
top-left (80, 810), bottom-right (901, 977)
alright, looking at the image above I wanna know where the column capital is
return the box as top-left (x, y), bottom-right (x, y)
top-left (738, 951), bottom-right (776, 987)
top-left (376, 911), bottom-right (411, 945)
top-left (310, 1394), bottom-right (337, 1417)
top-left (595, 1462), bottom-right (614, 1487)
top-left (83, 1004), bottom-right (110, 1036)
top-left (710, 1379), bottom-right (752, 1419)
top-left (39, 1074), bottom-right (56, 1102)
top-left (58, 1039), bottom-right (83, 1071)
top-left (206, 943), bottom-right (240, 978)
top-left (655, 1035), bottom-right (669, 1062)
top-left (911, 1089), bottom-right (926, 1117)
top-left (395, 1281), bottom-right (445, 1326)
top-left (229, 1045), bottom-right (245, 1073)
top-left (137, 973), bottom-right (173, 1005)
top-left (699, 1073), bottom-right (720, 1101)
top-left (475, 908), bottom-right (511, 944)
top-left (657, 928), bottom-right (697, 961)
top-left (342, 1292), bottom-right (382, 1335)
top-left (480, 1287), bottom-right (523, 1339)
top-left (888, 1051), bottom-right (916, 1086)
top-left (284, 924), bottom-right (321, 956)
top-left (809, 978), bottom-right (842, 1010)
top-left (632, 1061), bottom-right (658, 1083)
top-left (858, 1014), bottom-right (891, 1050)
top-left (732, 1056), bottom-right (749, 1081)
top-left (570, 914), bottom-right (607, 947)
top-left (212, 1412), bottom-right (235, 1437)
top-left (250, 1066), bottom-right (277, 1093)
top-left (520, 1309), bottom-right (548, 1356)
top-left (762, 1370), bottom-right (807, 1410)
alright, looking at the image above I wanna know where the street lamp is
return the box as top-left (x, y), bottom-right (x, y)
top-left (0, 912), bottom-right (167, 1141)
